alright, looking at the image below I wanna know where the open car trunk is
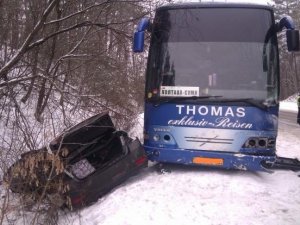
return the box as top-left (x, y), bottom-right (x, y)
top-left (4, 112), bottom-right (147, 209)
top-left (49, 112), bottom-right (127, 179)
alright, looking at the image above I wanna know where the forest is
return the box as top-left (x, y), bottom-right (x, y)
top-left (0, 1), bottom-right (160, 224)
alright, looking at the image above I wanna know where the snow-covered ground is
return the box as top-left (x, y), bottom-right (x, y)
top-left (56, 102), bottom-right (300, 225)
top-left (1, 101), bottom-right (299, 225)
top-left (280, 101), bottom-right (298, 113)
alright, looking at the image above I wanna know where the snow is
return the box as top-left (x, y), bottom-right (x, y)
top-left (60, 167), bottom-right (300, 225)
top-left (57, 102), bottom-right (300, 225)
top-left (280, 101), bottom-right (298, 113)
top-left (1, 102), bottom-right (299, 225)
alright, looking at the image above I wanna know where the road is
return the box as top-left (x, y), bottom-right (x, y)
top-left (278, 110), bottom-right (300, 143)
top-left (279, 110), bottom-right (299, 127)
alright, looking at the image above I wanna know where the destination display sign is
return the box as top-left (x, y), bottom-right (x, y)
top-left (160, 86), bottom-right (199, 97)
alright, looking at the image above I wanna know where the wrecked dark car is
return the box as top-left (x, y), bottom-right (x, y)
top-left (4, 112), bottom-right (147, 209)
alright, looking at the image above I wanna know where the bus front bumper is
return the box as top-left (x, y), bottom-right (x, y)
top-left (145, 146), bottom-right (276, 172)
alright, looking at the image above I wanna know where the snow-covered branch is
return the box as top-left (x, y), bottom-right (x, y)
top-left (0, 0), bottom-right (60, 80)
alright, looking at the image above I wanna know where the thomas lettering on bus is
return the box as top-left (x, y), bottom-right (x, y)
top-left (175, 105), bottom-right (246, 117)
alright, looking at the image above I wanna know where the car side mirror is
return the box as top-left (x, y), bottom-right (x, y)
top-left (287, 29), bottom-right (300, 51)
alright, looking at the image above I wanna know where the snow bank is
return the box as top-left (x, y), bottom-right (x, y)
top-left (128, 113), bottom-right (144, 141)
top-left (280, 102), bottom-right (298, 113)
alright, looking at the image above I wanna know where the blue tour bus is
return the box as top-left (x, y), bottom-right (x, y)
top-left (133, 3), bottom-right (300, 171)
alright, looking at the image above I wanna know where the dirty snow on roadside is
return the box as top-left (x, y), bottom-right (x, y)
top-left (56, 101), bottom-right (300, 225)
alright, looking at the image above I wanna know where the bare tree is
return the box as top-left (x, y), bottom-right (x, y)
top-left (273, 0), bottom-right (300, 99)
top-left (0, 0), bottom-right (149, 120)
top-left (0, 0), bottom-right (150, 224)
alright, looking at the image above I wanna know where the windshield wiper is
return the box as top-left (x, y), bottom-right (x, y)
top-left (153, 95), bottom-right (223, 107)
top-left (220, 98), bottom-right (274, 111)
top-left (153, 96), bottom-right (275, 111)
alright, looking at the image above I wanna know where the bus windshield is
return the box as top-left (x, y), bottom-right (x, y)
top-left (146, 7), bottom-right (279, 103)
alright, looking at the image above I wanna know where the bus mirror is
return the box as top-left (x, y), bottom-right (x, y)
top-left (286, 29), bottom-right (300, 51)
top-left (133, 31), bottom-right (145, 52)
top-left (133, 18), bottom-right (150, 53)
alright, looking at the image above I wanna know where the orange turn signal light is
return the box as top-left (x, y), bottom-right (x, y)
top-left (193, 157), bottom-right (224, 166)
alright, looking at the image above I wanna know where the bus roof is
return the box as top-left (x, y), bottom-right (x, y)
top-left (157, 2), bottom-right (273, 12)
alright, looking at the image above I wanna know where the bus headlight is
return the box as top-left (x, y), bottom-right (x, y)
top-left (243, 137), bottom-right (275, 149)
